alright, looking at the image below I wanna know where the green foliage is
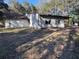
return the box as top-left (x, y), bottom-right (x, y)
top-left (0, 3), bottom-right (8, 9)
top-left (42, 3), bottom-right (51, 12)
top-left (38, 0), bottom-right (79, 14)
top-left (31, 4), bottom-right (37, 13)
top-left (15, 3), bottom-right (27, 14)
top-left (22, 2), bottom-right (32, 14)
top-left (0, 2), bottom-right (8, 26)
top-left (10, 1), bottom-right (37, 14)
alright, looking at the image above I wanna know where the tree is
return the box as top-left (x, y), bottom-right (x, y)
top-left (14, 2), bottom-right (27, 14)
top-left (37, 0), bottom-right (79, 14)
top-left (0, 0), bottom-right (8, 27)
top-left (0, 3), bottom-right (8, 9)
top-left (8, 0), bottom-right (33, 14)
top-left (31, 4), bottom-right (37, 13)
top-left (22, 2), bottom-right (32, 14)
top-left (7, 0), bottom-right (23, 14)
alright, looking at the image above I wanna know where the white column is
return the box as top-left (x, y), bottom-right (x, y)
top-left (58, 20), bottom-right (65, 28)
top-left (29, 14), bottom-right (33, 27)
top-left (29, 13), bottom-right (41, 29)
top-left (51, 19), bottom-right (57, 27)
top-left (5, 20), bottom-right (9, 28)
top-left (36, 13), bottom-right (41, 29)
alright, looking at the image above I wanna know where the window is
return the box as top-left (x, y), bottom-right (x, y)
top-left (45, 20), bottom-right (51, 24)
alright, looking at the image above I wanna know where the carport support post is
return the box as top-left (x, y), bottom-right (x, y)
top-left (29, 14), bottom-right (33, 27)
top-left (69, 17), bottom-right (73, 27)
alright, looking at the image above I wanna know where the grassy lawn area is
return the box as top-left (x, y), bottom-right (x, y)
top-left (0, 28), bottom-right (33, 33)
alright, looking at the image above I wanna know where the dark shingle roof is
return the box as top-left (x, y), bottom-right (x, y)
top-left (40, 14), bottom-right (71, 19)
top-left (4, 12), bottom-right (29, 20)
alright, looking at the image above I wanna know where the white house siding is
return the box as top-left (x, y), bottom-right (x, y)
top-left (51, 19), bottom-right (57, 27)
top-left (29, 13), bottom-right (41, 29)
top-left (26, 13), bottom-right (65, 28)
top-left (51, 19), bottom-right (65, 28)
top-left (41, 18), bottom-right (65, 28)
top-left (58, 20), bottom-right (65, 28)
top-left (5, 19), bottom-right (29, 28)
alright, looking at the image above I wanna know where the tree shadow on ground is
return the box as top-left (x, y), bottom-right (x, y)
top-left (0, 28), bottom-right (53, 59)
top-left (1, 27), bottom-right (79, 59)
top-left (39, 27), bottom-right (79, 59)
top-left (20, 27), bottom-right (79, 59)
top-left (59, 27), bottom-right (79, 59)
top-left (33, 27), bottom-right (79, 59)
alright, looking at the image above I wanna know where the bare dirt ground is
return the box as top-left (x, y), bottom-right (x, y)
top-left (0, 27), bottom-right (79, 59)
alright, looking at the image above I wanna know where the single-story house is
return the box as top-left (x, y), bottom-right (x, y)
top-left (40, 14), bottom-right (70, 28)
top-left (4, 13), bottom-right (30, 28)
top-left (2, 12), bottom-right (71, 29)
top-left (25, 13), bottom-right (70, 29)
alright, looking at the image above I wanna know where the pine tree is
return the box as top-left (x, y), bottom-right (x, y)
top-left (0, 0), bottom-right (8, 27)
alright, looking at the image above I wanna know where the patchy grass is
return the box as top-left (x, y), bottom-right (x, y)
top-left (0, 28), bottom-right (32, 33)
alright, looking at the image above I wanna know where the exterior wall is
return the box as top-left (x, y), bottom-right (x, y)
top-left (51, 19), bottom-right (57, 27)
top-left (38, 17), bottom-right (52, 28)
top-left (58, 20), bottom-right (65, 28)
top-left (41, 18), bottom-right (65, 28)
top-left (5, 18), bottom-right (65, 29)
top-left (51, 19), bottom-right (65, 28)
top-left (29, 13), bottom-right (41, 29)
top-left (5, 19), bottom-right (29, 28)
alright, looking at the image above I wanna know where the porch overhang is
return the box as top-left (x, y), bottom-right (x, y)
top-left (40, 14), bottom-right (71, 19)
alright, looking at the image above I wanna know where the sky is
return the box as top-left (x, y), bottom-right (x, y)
top-left (4, 0), bottom-right (51, 6)
top-left (17, 0), bottom-right (39, 5)
top-left (4, 0), bottom-right (39, 5)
